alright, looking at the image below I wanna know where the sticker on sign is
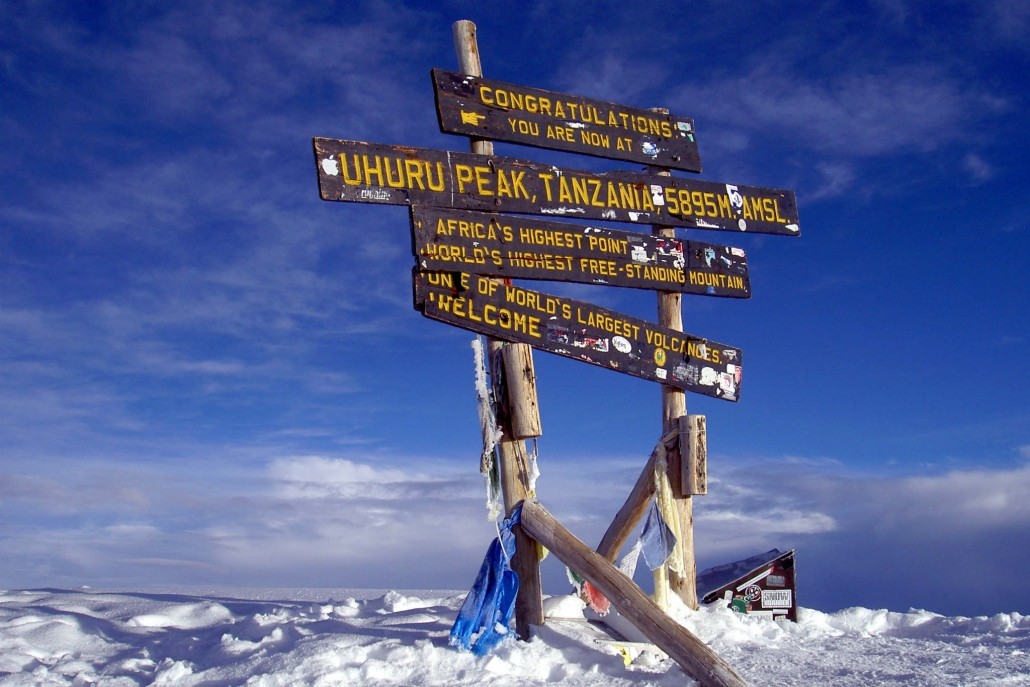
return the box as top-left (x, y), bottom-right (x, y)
top-left (761, 589), bottom-right (792, 609)
top-left (313, 138), bottom-right (801, 236)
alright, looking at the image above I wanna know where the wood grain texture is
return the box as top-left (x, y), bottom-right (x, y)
top-left (521, 499), bottom-right (750, 687)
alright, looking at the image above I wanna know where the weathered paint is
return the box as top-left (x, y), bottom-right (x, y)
top-left (314, 137), bottom-right (800, 236)
top-left (411, 207), bottom-right (751, 297)
top-left (432, 68), bottom-right (702, 171)
top-left (413, 271), bottom-right (743, 401)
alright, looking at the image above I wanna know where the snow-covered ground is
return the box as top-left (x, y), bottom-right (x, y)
top-left (1, 587), bottom-right (1028, 686)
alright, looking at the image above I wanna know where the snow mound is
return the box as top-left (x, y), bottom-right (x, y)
top-left (0, 588), bottom-right (1027, 686)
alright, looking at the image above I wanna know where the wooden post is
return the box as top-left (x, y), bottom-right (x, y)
top-left (501, 343), bottom-right (542, 439)
top-left (596, 429), bottom-right (679, 562)
top-left (650, 117), bottom-right (699, 609)
top-left (681, 415), bottom-right (707, 495)
top-left (453, 19), bottom-right (544, 638)
top-left (521, 499), bottom-right (751, 687)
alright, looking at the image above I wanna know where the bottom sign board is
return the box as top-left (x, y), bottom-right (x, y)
top-left (413, 271), bottom-right (742, 401)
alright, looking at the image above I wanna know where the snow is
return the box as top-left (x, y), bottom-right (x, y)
top-left (1, 588), bottom-right (1028, 686)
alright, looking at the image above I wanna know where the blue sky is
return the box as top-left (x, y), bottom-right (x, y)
top-left (1, 0), bottom-right (1027, 617)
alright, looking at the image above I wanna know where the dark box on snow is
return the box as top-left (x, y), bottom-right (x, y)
top-left (696, 548), bottom-right (797, 622)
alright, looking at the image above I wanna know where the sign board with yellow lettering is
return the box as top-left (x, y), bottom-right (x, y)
top-left (413, 271), bottom-right (743, 401)
top-left (411, 207), bottom-right (751, 298)
top-left (314, 138), bottom-right (800, 236)
top-left (432, 69), bottom-right (702, 172)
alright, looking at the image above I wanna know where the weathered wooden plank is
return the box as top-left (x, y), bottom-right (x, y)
top-left (681, 415), bottom-right (708, 496)
top-left (411, 207), bottom-right (751, 298)
top-left (432, 68), bottom-right (702, 172)
top-left (313, 137), bottom-right (800, 236)
top-left (651, 149), bottom-right (697, 609)
top-left (519, 499), bottom-right (751, 687)
top-left (452, 18), bottom-right (544, 639)
top-left (501, 343), bottom-right (542, 439)
top-left (596, 429), bottom-right (679, 562)
top-left (413, 271), bottom-right (743, 401)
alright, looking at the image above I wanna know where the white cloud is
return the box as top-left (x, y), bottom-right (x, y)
top-left (989, 0), bottom-right (1030, 44)
top-left (556, 52), bottom-right (667, 105)
top-left (0, 451), bottom-right (498, 588)
top-left (104, 524), bottom-right (162, 537)
top-left (704, 508), bottom-right (837, 533)
top-left (690, 455), bottom-right (1030, 613)
top-left (962, 152), bottom-right (994, 183)
top-left (894, 464), bottom-right (1030, 528)
top-left (701, 458), bottom-right (1030, 540)
top-left (871, 0), bottom-right (911, 24)
top-left (685, 65), bottom-right (1003, 158)
top-left (807, 161), bottom-right (857, 201)
top-left (268, 456), bottom-right (423, 499)
top-left (2, 445), bottom-right (1029, 614)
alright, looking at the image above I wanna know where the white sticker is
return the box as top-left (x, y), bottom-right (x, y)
top-left (655, 368), bottom-right (668, 380)
top-left (726, 184), bottom-right (744, 211)
top-left (612, 336), bottom-right (632, 354)
top-left (761, 589), bottom-right (792, 609)
top-left (357, 188), bottom-right (390, 201)
top-left (320, 157), bottom-right (340, 176)
top-left (699, 367), bottom-right (717, 386)
top-left (650, 185), bottom-right (666, 206)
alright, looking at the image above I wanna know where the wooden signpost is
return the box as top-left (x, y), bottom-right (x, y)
top-left (411, 207), bottom-right (751, 297)
top-left (414, 271), bottom-right (743, 401)
top-left (450, 20), bottom-right (545, 640)
top-left (314, 137), bottom-right (800, 235)
top-left (312, 18), bottom-right (801, 686)
top-left (432, 68), bottom-right (703, 172)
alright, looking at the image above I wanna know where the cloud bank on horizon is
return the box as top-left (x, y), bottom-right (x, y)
top-left (4, 449), bottom-right (1030, 617)
top-left (0, 0), bottom-right (1026, 616)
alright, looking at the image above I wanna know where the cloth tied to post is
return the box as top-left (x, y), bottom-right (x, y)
top-left (448, 504), bottom-right (523, 655)
top-left (640, 499), bottom-right (677, 571)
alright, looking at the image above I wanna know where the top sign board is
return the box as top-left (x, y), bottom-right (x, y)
top-left (314, 138), bottom-right (800, 236)
top-left (432, 68), bottom-right (702, 172)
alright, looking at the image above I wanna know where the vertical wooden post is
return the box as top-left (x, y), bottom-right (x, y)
top-left (501, 343), bottom-right (542, 439)
top-left (681, 415), bottom-right (707, 496)
top-left (453, 19), bottom-right (544, 638)
top-left (650, 114), bottom-right (699, 609)
top-left (595, 428), bottom-right (678, 561)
